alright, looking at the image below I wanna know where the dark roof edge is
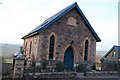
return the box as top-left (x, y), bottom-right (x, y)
top-left (75, 3), bottom-right (101, 42)
top-left (22, 32), bottom-right (38, 39)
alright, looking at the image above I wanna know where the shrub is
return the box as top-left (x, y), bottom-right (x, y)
top-left (31, 60), bottom-right (36, 67)
top-left (76, 64), bottom-right (86, 72)
top-left (24, 67), bottom-right (34, 73)
top-left (41, 60), bottom-right (48, 70)
top-left (35, 66), bottom-right (42, 72)
top-left (92, 64), bottom-right (96, 70)
top-left (55, 61), bottom-right (64, 72)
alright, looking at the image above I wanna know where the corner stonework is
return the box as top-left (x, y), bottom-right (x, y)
top-left (13, 53), bottom-right (25, 79)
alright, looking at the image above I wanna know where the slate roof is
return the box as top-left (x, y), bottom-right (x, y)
top-left (104, 45), bottom-right (120, 58)
top-left (22, 2), bottom-right (101, 42)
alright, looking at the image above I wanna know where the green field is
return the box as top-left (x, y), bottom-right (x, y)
top-left (0, 43), bottom-right (22, 63)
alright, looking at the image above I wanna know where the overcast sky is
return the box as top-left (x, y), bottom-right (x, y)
top-left (0, 0), bottom-right (119, 51)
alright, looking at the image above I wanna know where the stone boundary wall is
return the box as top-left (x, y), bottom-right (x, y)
top-left (25, 72), bottom-right (77, 78)
top-left (24, 71), bottom-right (118, 78)
top-left (87, 71), bottom-right (118, 75)
top-left (1, 71), bottom-right (119, 80)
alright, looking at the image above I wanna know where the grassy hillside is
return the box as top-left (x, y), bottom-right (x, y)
top-left (0, 43), bottom-right (22, 58)
top-left (0, 44), bottom-right (23, 77)
top-left (0, 43), bottom-right (22, 64)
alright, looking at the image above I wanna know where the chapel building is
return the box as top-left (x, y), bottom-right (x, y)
top-left (22, 2), bottom-right (101, 70)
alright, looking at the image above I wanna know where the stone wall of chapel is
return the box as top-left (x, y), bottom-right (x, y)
top-left (23, 35), bottom-right (39, 61)
top-left (37, 8), bottom-right (96, 64)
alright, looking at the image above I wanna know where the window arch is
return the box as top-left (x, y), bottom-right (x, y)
top-left (84, 40), bottom-right (89, 61)
top-left (49, 35), bottom-right (55, 60)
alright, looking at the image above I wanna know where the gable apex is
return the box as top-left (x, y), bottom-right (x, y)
top-left (103, 45), bottom-right (120, 58)
top-left (22, 2), bottom-right (101, 42)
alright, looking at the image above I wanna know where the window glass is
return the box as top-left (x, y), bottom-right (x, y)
top-left (49, 35), bottom-right (55, 60)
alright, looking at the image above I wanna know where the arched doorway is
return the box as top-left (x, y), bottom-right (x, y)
top-left (64, 46), bottom-right (74, 70)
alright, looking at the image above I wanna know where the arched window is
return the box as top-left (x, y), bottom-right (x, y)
top-left (25, 42), bottom-right (27, 49)
top-left (112, 52), bottom-right (116, 58)
top-left (84, 40), bottom-right (89, 61)
top-left (49, 35), bottom-right (55, 60)
top-left (24, 42), bottom-right (27, 55)
top-left (29, 41), bottom-right (32, 56)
